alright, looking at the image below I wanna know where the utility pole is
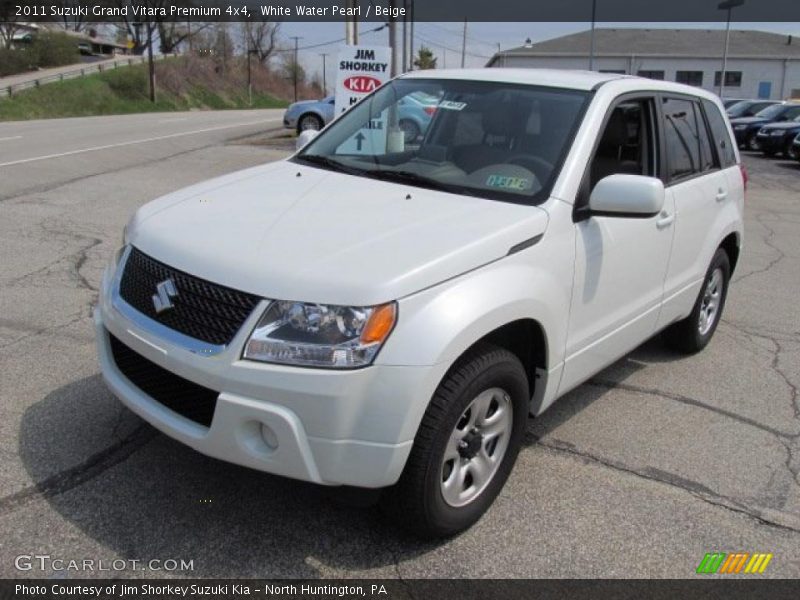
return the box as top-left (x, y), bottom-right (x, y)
top-left (345, 0), bottom-right (358, 45)
top-left (319, 53), bottom-right (328, 95)
top-left (146, 17), bottom-right (155, 102)
top-left (402, 0), bottom-right (407, 72)
top-left (388, 0), bottom-right (398, 77)
top-left (589, 0), bottom-right (597, 70)
top-left (290, 36), bottom-right (302, 102)
top-left (461, 18), bottom-right (467, 68)
top-left (409, 0), bottom-right (415, 71)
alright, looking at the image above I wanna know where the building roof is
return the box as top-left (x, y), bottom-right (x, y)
top-left (488, 28), bottom-right (800, 65)
top-left (401, 67), bottom-right (627, 90)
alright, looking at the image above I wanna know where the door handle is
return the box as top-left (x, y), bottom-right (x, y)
top-left (715, 189), bottom-right (728, 202)
top-left (656, 211), bottom-right (675, 229)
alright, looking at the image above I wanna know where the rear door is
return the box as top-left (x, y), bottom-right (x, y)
top-left (657, 96), bottom-right (734, 328)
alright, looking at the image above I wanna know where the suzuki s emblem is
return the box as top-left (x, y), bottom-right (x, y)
top-left (152, 278), bottom-right (178, 314)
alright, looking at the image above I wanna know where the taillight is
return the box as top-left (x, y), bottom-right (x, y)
top-left (424, 106), bottom-right (436, 116)
top-left (739, 163), bottom-right (748, 193)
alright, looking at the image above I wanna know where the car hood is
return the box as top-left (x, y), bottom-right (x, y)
top-left (127, 161), bottom-right (550, 306)
top-left (730, 117), bottom-right (767, 125)
top-left (759, 122), bottom-right (800, 131)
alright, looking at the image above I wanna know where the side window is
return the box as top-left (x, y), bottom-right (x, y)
top-left (662, 97), bottom-right (702, 181)
top-left (783, 106), bottom-right (800, 121)
top-left (702, 99), bottom-right (737, 168)
top-left (694, 102), bottom-right (716, 172)
top-left (589, 98), bottom-right (656, 191)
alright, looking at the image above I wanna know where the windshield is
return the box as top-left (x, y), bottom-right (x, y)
top-left (726, 101), bottom-right (753, 117)
top-left (294, 78), bottom-right (589, 204)
top-left (755, 104), bottom-right (785, 119)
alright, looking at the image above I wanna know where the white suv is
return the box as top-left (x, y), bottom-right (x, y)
top-left (95, 69), bottom-right (744, 537)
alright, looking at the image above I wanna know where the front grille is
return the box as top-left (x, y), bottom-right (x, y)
top-left (119, 247), bottom-right (260, 346)
top-left (109, 333), bottom-right (219, 427)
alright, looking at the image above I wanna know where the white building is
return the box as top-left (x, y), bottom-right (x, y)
top-left (487, 28), bottom-right (800, 100)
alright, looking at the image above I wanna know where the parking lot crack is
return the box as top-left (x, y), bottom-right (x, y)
top-left (537, 438), bottom-right (800, 534)
top-left (733, 212), bottom-right (786, 285)
top-left (587, 379), bottom-right (794, 439)
top-left (0, 426), bottom-right (155, 517)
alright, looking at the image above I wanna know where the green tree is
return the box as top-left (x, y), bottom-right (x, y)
top-left (413, 46), bottom-right (437, 70)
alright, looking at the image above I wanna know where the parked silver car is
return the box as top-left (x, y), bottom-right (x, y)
top-left (283, 96), bottom-right (336, 134)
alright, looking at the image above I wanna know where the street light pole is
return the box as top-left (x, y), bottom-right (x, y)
top-left (718, 0), bottom-right (745, 98)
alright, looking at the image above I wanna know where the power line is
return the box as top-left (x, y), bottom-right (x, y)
top-left (273, 24), bottom-right (388, 54)
top-left (413, 32), bottom-right (492, 60)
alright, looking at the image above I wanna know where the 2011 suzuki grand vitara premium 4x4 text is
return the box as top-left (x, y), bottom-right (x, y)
top-left (96, 69), bottom-right (745, 538)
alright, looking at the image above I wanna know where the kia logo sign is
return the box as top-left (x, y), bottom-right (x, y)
top-left (343, 76), bottom-right (381, 93)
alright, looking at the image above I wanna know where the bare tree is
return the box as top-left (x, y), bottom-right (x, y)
top-left (158, 21), bottom-right (210, 54)
top-left (0, 2), bottom-right (24, 49)
top-left (50, 0), bottom-right (93, 32)
top-left (243, 21), bottom-right (280, 64)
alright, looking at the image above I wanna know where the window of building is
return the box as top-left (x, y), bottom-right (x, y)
top-left (599, 69), bottom-right (626, 74)
top-left (676, 71), bottom-right (704, 87)
top-left (637, 70), bottom-right (665, 80)
top-left (714, 71), bottom-right (743, 87)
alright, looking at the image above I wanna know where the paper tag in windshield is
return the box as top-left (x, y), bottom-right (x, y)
top-left (438, 100), bottom-right (467, 111)
top-left (485, 175), bottom-right (531, 191)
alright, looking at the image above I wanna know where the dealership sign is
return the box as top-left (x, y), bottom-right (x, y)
top-left (334, 45), bottom-right (391, 154)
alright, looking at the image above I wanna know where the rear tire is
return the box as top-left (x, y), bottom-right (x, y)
top-left (663, 248), bottom-right (730, 354)
top-left (382, 343), bottom-right (529, 539)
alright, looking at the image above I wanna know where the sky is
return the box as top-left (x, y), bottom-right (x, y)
top-left (276, 21), bottom-right (800, 94)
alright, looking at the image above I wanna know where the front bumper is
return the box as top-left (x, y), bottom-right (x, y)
top-left (755, 132), bottom-right (788, 152)
top-left (94, 261), bottom-right (443, 488)
top-left (283, 112), bottom-right (297, 129)
top-left (733, 128), bottom-right (753, 145)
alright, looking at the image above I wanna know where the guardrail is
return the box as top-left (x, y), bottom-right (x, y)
top-left (1, 54), bottom-right (168, 98)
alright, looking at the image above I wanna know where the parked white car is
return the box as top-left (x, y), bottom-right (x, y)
top-left (95, 69), bottom-right (745, 538)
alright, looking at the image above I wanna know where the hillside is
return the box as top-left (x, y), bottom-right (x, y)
top-left (0, 56), bottom-right (298, 121)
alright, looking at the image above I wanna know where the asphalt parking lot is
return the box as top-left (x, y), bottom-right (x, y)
top-left (0, 111), bottom-right (798, 579)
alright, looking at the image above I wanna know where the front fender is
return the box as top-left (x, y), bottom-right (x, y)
top-left (376, 251), bottom-right (571, 373)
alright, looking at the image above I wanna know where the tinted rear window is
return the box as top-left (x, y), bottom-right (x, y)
top-left (702, 99), bottom-right (737, 168)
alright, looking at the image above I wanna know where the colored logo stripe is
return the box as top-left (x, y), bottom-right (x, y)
top-left (697, 553), bottom-right (726, 574)
top-left (696, 552), bottom-right (773, 574)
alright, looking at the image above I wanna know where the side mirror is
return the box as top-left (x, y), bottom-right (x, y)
top-left (589, 174), bottom-right (664, 218)
top-left (296, 129), bottom-right (319, 151)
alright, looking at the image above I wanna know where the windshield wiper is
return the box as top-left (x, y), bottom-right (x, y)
top-left (295, 154), bottom-right (364, 175)
top-left (362, 169), bottom-right (455, 193)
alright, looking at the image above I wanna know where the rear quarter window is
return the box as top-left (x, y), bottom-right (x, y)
top-left (702, 99), bottom-right (737, 168)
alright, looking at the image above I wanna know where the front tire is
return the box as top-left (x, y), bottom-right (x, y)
top-left (297, 113), bottom-right (323, 134)
top-left (663, 248), bottom-right (730, 354)
top-left (746, 132), bottom-right (761, 152)
top-left (382, 343), bottom-right (529, 538)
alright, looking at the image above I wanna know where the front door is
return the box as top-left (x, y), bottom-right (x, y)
top-left (559, 96), bottom-right (675, 395)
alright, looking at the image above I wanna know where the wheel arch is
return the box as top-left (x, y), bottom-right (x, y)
top-left (719, 231), bottom-right (741, 274)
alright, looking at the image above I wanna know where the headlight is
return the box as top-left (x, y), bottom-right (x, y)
top-left (771, 129), bottom-right (785, 136)
top-left (244, 300), bottom-right (397, 368)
